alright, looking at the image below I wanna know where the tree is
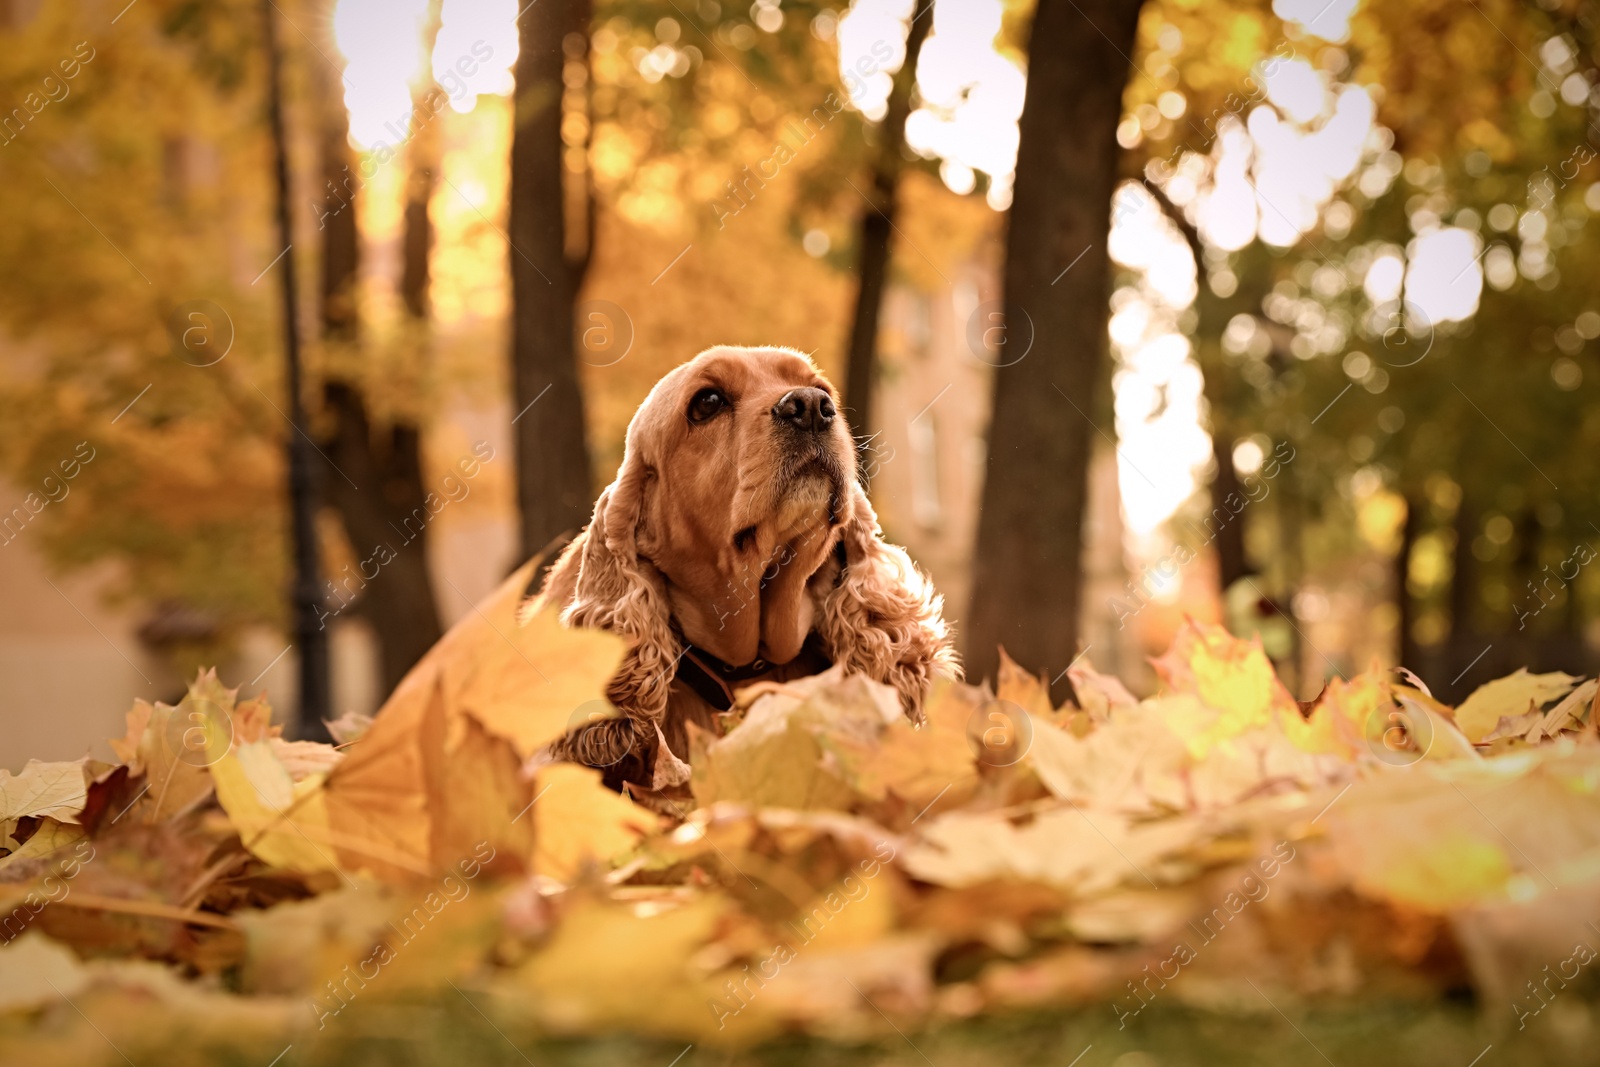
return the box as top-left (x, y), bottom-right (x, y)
top-left (840, 0), bottom-right (934, 445)
top-left (964, 0), bottom-right (1146, 694)
top-left (314, 4), bottom-right (444, 698)
top-left (1119, 0), bottom-right (1600, 693)
top-left (0, 0), bottom-right (299, 684)
top-left (509, 0), bottom-right (595, 560)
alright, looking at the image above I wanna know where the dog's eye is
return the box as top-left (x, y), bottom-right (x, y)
top-left (688, 388), bottom-right (728, 423)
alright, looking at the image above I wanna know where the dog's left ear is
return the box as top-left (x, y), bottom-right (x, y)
top-left (814, 484), bottom-right (960, 720)
top-left (555, 455), bottom-right (681, 736)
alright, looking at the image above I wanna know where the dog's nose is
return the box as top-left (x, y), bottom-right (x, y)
top-left (772, 387), bottom-right (835, 433)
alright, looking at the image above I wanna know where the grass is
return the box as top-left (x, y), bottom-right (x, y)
top-left (114, 995), bottom-right (1593, 1067)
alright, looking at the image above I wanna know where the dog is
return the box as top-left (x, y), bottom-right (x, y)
top-left (533, 345), bottom-right (960, 792)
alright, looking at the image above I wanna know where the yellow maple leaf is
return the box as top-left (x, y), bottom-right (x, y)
top-left (532, 764), bottom-right (657, 882)
top-left (1067, 656), bottom-right (1139, 719)
top-left (1028, 701), bottom-right (1190, 813)
top-left (903, 807), bottom-right (1206, 896)
top-left (1326, 749), bottom-right (1600, 910)
top-left (322, 680), bottom-right (529, 881)
top-left (427, 703), bottom-right (536, 875)
top-left (694, 670), bottom-right (896, 811)
top-left (1152, 620), bottom-right (1302, 757)
top-left (1355, 830), bottom-right (1513, 911)
top-left (211, 741), bottom-right (340, 876)
top-left (0, 818), bottom-right (86, 873)
top-left (115, 669), bottom-right (260, 823)
top-left (1293, 670), bottom-right (1386, 758)
top-left (376, 559), bottom-right (625, 762)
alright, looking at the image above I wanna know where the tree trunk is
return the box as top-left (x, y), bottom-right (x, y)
top-left (963, 0), bottom-right (1145, 697)
top-left (260, 0), bottom-right (330, 741)
top-left (841, 2), bottom-right (933, 447)
top-left (1278, 473), bottom-right (1305, 694)
top-left (315, 66), bottom-right (359, 345)
top-left (1211, 433), bottom-right (1248, 591)
top-left (1449, 497), bottom-right (1476, 642)
top-left (1510, 509), bottom-right (1542, 664)
top-left (321, 384), bottom-right (443, 696)
top-left (314, 35), bottom-right (444, 699)
top-left (401, 57), bottom-right (439, 319)
top-left (509, 0), bottom-right (594, 560)
top-left (1397, 494), bottom-right (1421, 670)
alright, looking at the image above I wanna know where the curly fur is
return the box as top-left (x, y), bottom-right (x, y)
top-left (814, 485), bottom-right (960, 724)
top-left (539, 466), bottom-right (682, 774)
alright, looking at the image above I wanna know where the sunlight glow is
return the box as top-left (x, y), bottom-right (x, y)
top-left (900, 0), bottom-right (1025, 209)
top-left (837, 0), bottom-right (915, 121)
top-left (1188, 85), bottom-right (1374, 252)
top-left (434, 0), bottom-right (518, 109)
top-left (1364, 251), bottom-right (1404, 303)
top-left (1272, 0), bottom-right (1358, 43)
top-left (1263, 58), bottom-right (1328, 125)
top-left (1405, 227), bottom-right (1483, 324)
top-left (333, 0), bottom-right (431, 149)
top-left (333, 0), bottom-right (518, 151)
top-left (1108, 182), bottom-right (1209, 536)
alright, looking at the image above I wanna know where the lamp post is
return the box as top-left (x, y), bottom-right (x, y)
top-left (261, 0), bottom-right (332, 742)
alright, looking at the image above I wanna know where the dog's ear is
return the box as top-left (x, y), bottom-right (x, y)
top-left (555, 455), bottom-right (681, 733)
top-left (814, 484), bottom-right (960, 720)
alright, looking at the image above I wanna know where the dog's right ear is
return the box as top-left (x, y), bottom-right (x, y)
top-left (543, 455), bottom-right (680, 732)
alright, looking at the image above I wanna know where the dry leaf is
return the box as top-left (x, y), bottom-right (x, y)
top-left (1325, 749), bottom-right (1600, 910)
top-left (0, 760), bottom-right (92, 823)
top-left (692, 669), bottom-right (897, 811)
top-left (0, 818), bottom-right (86, 872)
top-left (996, 648), bottom-right (1055, 720)
top-left (1453, 668), bottom-right (1580, 743)
top-left (1067, 657), bottom-right (1139, 719)
top-left (377, 560), bottom-right (626, 762)
top-left (903, 806), bottom-right (1208, 896)
top-left (211, 741), bottom-right (340, 876)
top-left (829, 679), bottom-right (980, 814)
top-left (1027, 701), bottom-right (1190, 813)
top-left (533, 764), bottom-right (656, 882)
top-left (1151, 620), bottom-right (1303, 757)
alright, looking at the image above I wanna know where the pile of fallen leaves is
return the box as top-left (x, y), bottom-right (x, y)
top-left (5, 561), bottom-right (1600, 1063)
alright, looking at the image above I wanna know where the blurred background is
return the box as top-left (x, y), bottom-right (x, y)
top-left (2, 0), bottom-right (1596, 763)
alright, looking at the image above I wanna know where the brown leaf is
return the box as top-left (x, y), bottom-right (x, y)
top-left (996, 648), bottom-right (1055, 719)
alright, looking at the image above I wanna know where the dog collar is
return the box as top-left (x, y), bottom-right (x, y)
top-left (676, 645), bottom-right (770, 712)
top-left (673, 635), bottom-right (832, 712)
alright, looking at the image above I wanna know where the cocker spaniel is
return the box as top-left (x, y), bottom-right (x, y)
top-left (534, 345), bottom-right (960, 791)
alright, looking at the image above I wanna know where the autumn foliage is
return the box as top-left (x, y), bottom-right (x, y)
top-left (3, 565), bottom-right (1600, 1060)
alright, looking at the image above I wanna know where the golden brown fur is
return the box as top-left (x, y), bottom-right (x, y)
top-left (536, 345), bottom-right (959, 788)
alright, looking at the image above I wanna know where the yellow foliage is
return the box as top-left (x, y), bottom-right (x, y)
top-left (532, 764), bottom-right (657, 882)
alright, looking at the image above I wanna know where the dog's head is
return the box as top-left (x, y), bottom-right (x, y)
top-left (620, 345), bottom-right (856, 666)
top-left (541, 345), bottom-right (957, 759)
